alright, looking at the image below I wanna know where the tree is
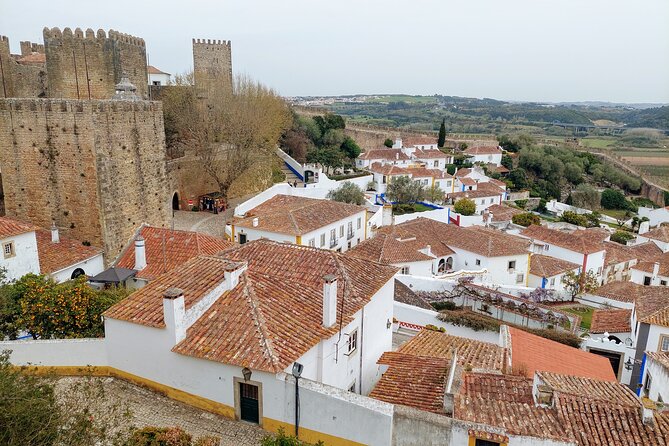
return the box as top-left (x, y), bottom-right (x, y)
top-left (601, 188), bottom-right (628, 210)
top-left (339, 136), bottom-right (361, 160)
top-left (385, 176), bottom-right (425, 203)
top-left (610, 230), bottom-right (635, 245)
top-left (501, 154), bottom-right (513, 170)
top-left (454, 198), bottom-right (476, 216)
top-left (426, 184), bottom-right (446, 204)
top-left (562, 270), bottom-right (599, 300)
top-left (326, 182), bottom-right (365, 205)
top-left (570, 184), bottom-right (600, 210)
top-left (512, 212), bottom-right (541, 227)
top-left (438, 119), bottom-right (446, 148)
top-left (383, 138), bottom-right (393, 148)
top-left (306, 146), bottom-right (343, 174)
top-left (508, 168), bottom-right (529, 190)
top-left (564, 162), bottom-right (583, 184)
top-left (559, 211), bottom-right (589, 227)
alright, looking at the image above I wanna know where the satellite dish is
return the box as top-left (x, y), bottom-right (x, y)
top-left (625, 337), bottom-right (633, 347)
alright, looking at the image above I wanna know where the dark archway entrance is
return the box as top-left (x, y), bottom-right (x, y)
top-left (71, 268), bottom-right (85, 280)
top-left (172, 192), bottom-right (180, 211)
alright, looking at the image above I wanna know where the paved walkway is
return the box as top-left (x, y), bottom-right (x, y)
top-left (173, 191), bottom-right (260, 238)
top-left (55, 377), bottom-right (266, 446)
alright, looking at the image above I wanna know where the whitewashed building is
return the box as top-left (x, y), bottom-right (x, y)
top-left (463, 145), bottom-right (503, 166)
top-left (630, 253), bottom-right (669, 287)
top-left (641, 352), bottom-right (669, 404)
top-left (638, 206), bottom-right (669, 228)
top-left (527, 254), bottom-right (580, 292)
top-left (229, 194), bottom-right (368, 252)
top-left (446, 182), bottom-right (507, 215)
top-left (636, 225), bottom-right (669, 253)
top-left (0, 217), bottom-right (103, 282)
top-left (148, 65), bottom-right (171, 86)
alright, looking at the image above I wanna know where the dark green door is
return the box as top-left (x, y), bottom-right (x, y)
top-left (239, 382), bottom-right (259, 423)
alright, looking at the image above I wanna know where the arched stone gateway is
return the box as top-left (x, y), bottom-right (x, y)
top-left (172, 192), bottom-right (180, 210)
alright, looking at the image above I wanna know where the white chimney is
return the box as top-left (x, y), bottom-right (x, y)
top-left (50, 222), bottom-right (60, 243)
top-left (134, 235), bottom-right (147, 271)
top-left (382, 204), bottom-right (393, 226)
top-left (641, 405), bottom-right (655, 427)
top-left (393, 138), bottom-right (402, 149)
top-left (653, 262), bottom-right (660, 280)
top-left (224, 263), bottom-right (244, 289)
top-left (163, 287), bottom-right (186, 345)
top-left (395, 152), bottom-right (399, 160)
top-left (419, 244), bottom-right (433, 257)
top-left (252, 217), bottom-right (259, 227)
top-left (323, 274), bottom-right (338, 328)
top-left (639, 221), bottom-right (650, 235)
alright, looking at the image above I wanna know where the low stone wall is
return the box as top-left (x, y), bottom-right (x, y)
top-left (0, 338), bottom-right (107, 367)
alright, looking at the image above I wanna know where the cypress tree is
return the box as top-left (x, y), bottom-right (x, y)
top-left (438, 118), bottom-right (446, 148)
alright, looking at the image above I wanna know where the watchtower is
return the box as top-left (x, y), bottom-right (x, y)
top-left (192, 38), bottom-right (232, 100)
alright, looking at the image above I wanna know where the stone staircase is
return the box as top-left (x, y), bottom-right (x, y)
top-left (280, 162), bottom-right (304, 187)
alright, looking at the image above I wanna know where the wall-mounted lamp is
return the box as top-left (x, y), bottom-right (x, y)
top-left (624, 358), bottom-right (634, 371)
top-left (242, 367), bottom-right (252, 381)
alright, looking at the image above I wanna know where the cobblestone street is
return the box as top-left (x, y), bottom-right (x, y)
top-left (56, 377), bottom-right (266, 446)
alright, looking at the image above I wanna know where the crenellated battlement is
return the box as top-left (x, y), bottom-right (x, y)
top-left (192, 38), bottom-right (231, 48)
top-left (20, 41), bottom-right (45, 56)
top-left (42, 27), bottom-right (145, 48)
top-left (0, 97), bottom-right (162, 114)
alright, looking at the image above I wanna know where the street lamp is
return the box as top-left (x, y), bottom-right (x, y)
top-left (292, 362), bottom-right (304, 438)
top-left (242, 367), bottom-right (252, 381)
top-left (624, 358), bottom-right (634, 371)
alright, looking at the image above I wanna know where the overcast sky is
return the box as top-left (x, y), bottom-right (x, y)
top-left (1, 0), bottom-right (668, 103)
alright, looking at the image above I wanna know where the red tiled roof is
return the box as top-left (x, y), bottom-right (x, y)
top-left (590, 281), bottom-right (645, 303)
top-left (633, 251), bottom-right (669, 277)
top-left (393, 280), bottom-right (433, 310)
top-left (508, 326), bottom-right (616, 381)
top-left (412, 148), bottom-right (447, 159)
top-left (458, 177), bottom-right (477, 186)
top-left (486, 204), bottom-right (523, 222)
top-left (603, 241), bottom-right (638, 266)
top-left (464, 146), bottom-right (502, 155)
top-left (448, 182), bottom-right (505, 199)
top-left (359, 148), bottom-right (410, 161)
top-left (646, 351), bottom-right (669, 372)
top-left (367, 162), bottom-right (411, 176)
top-left (0, 217), bottom-right (36, 239)
top-left (16, 52), bottom-right (46, 65)
top-left (643, 225), bottom-right (669, 243)
top-left (629, 242), bottom-right (663, 261)
top-left (404, 167), bottom-right (452, 180)
top-left (369, 351), bottom-right (449, 414)
top-left (402, 136), bottom-right (438, 147)
top-left (147, 65), bottom-right (169, 75)
top-left (589, 309), bottom-right (632, 334)
top-left (537, 371), bottom-right (640, 407)
top-left (116, 225), bottom-right (234, 280)
top-left (488, 178), bottom-right (507, 189)
top-left (230, 194), bottom-right (366, 236)
top-left (107, 240), bottom-right (398, 372)
top-left (35, 229), bottom-right (101, 274)
top-left (529, 254), bottom-right (579, 278)
top-left (455, 168), bottom-right (472, 178)
top-left (520, 225), bottom-right (605, 254)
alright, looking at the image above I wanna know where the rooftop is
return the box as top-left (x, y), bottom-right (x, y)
top-left (603, 241), bottom-right (639, 266)
top-left (115, 225), bottom-right (234, 281)
top-left (404, 166), bottom-right (452, 179)
top-left (230, 194), bottom-right (366, 236)
top-left (35, 229), bottom-right (102, 274)
top-left (487, 204), bottom-right (523, 222)
top-left (646, 351), bottom-right (669, 372)
top-left (643, 225), bottom-right (669, 243)
top-left (359, 148), bottom-right (410, 161)
top-left (463, 146), bottom-right (502, 155)
top-left (520, 225), bottom-right (606, 254)
top-left (16, 52), bottom-right (46, 65)
top-left (508, 326), bottom-right (616, 381)
top-left (367, 162), bottom-right (411, 176)
top-left (633, 251), bottom-right (669, 277)
top-left (147, 65), bottom-right (170, 75)
top-left (589, 308), bottom-right (632, 334)
top-left (529, 254), bottom-right (580, 278)
top-left (393, 280), bottom-right (433, 310)
top-left (0, 217), bottom-right (36, 239)
top-left (106, 240), bottom-right (398, 372)
top-left (412, 148), bottom-right (448, 159)
top-left (448, 182), bottom-right (505, 200)
top-left (590, 280), bottom-right (645, 303)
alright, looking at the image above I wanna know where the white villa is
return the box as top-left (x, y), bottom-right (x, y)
top-left (463, 145), bottom-right (504, 166)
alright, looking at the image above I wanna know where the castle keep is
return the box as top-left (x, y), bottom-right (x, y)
top-left (192, 38), bottom-right (233, 100)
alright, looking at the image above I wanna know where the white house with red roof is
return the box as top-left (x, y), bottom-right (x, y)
top-left (463, 145), bottom-right (503, 166)
top-left (638, 206), bottom-right (669, 228)
top-left (147, 65), bottom-right (171, 86)
top-left (0, 216), bottom-right (103, 282)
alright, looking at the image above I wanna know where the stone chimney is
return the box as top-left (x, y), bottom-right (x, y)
top-left (50, 222), bottom-right (60, 243)
top-left (382, 204), bottom-right (393, 226)
top-left (641, 405), bottom-right (655, 427)
top-left (134, 235), bottom-right (147, 271)
top-left (323, 274), bottom-right (338, 328)
top-left (163, 287), bottom-right (186, 345)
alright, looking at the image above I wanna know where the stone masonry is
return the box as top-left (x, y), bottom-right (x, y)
top-left (0, 98), bottom-right (170, 260)
top-left (192, 39), bottom-right (233, 100)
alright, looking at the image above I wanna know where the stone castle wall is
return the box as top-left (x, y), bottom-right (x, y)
top-left (0, 98), bottom-right (170, 259)
top-left (192, 39), bottom-right (232, 100)
top-left (43, 27), bottom-right (148, 100)
top-left (0, 36), bottom-right (47, 98)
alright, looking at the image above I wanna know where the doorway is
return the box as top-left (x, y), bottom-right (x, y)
top-left (237, 381), bottom-right (260, 424)
top-left (239, 233), bottom-right (247, 244)
top-left (588, 348), bottom-right (622, 379)
top-left (172, 192), bottom-right (180, 211)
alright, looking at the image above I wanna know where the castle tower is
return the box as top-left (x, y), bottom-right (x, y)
top-left (0, 35), bottom-right (47, 98)
top-left (192, 38), bottom-right (232, 100)
top-left (43, 27), bottom-right (148, 100)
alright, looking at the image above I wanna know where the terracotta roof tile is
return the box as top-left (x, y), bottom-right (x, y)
top-left (520, 225), bottom-right (606, 254)
top-left (412, 148), bottom-right (447, 159)
top-left (529, 254), bottom-right (580, 278)
top-left (464, 146), bottom-right (502, 155)
top-left (230, 194), bottom-right (366, 236)
top-left (116, 225), bottom-right (234, 280)
top-left (0, 217), bottom-right (36, 239)
top-left (448, 182), bottom-right (505, 199)
top-left (508, 326), bottom-right (616, 381)
top-left (402, 136), bottom-right (438, 147)
top-left (346, 224), bottom-right (446, 264)
top-left (147, 65), bottom-right (169, 75)
top-left (538, 371), bottom-right (640, 407)
top-left (644, 225), bottom-right (669, 243)
top-left (589, 309), bottom-right (632, 333)
top-left (604, 241), bottom-right (638, 266)
top-left (393, 280), bottom-right (433, 310)
top-left (359, 148), bottom-right (410, 161)
top-left (646, 351), bottom-right (669, 372)
top-left (397, 329), bottom-right (504, 372)
top-left (591, 281), bottom-right (644, 303)
top-left (633, 251), bottom-right (669, 277)
top-left (630, 241), bottom-right (663, 261)
top-left (369, 351), bottom-right (449, 414)
top-left (487, 204), bottom-right (523, 222)
top-left (16, 52), bottom-right (45, 65)
top-left (35, 229), bottom-right (101, 274)
top-left (404, 167), bottom-right (452, 179)
top-left (367, 162), bottom-right (411, 176)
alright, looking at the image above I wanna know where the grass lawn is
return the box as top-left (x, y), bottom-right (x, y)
top-left (562, 306), bottom-right (594, 330)
top-left (580, 138), bottom-right (617, 149)
top-left (599, 208), bottom-right (631, 220)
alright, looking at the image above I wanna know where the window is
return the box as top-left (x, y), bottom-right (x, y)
top-left (508, 260), bottom-right (516, 271)
top-left (308, 238), bottom-right (315, 247)
top-left (597, 267), bottom-right (602, 275)
top-left (475, 259), bottom-right (481, 266)
top-left (3, 242), bottom-right (15, 259)
top-left (550, 277), bottom-right (556, 286)
top-left (339, 225), bottom-right (344, 237)
top-left (662, 280), bottom-right (668, 286)
top-left (152, 80), bottom-right (161, 86)
top-left (433, 161), bottom-right (438, 167)
top-left (516, 273), bottom-right (525, 284)
top-left (474, 439), bottom-right (501, 446)
top-left (330, 229), bottom-right (336, 247)
top-left (661, 335), bottom-right (669, 352)
top-left (238, 234), bottom-right (247, 245)
top-left (480, 199), bottom-right (485, 205)
top-left (347, 221), bottom-right (353, 239)
top-left (320, 233), bottom-right (326, 247)
top-left (644, 276), bottom-right (652, 286)
top-left (544, 245), bottom-right (550, 251)
top-left (644, 373), bottom-right (652, 395)
top-left (357, 217), bottom-right (362, 229)
top-left (400, 266), bottom-right (410, 274)
top-left (346, 329), bottom-right (358, 355)
top-left (446, 180), bottom-right (452, 187)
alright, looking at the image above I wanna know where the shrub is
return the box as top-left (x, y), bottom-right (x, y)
top-left (383, 138), bottom-right (393, 148)
top-left (601, 189), bottom-right (627, 210)
top-left (454, 198), bottom-right (476, 216)
top-left (512, 212), bottom-right (541, 227)
top-left (610, 230), bottom-right (635, 245)
top-left (559, 211), bottom-right (588, 227)
top-left (326, 182), bottom-right (365, 205)
top-left (514, 199), bottom-right (528, 209)
top-left (431, 301), bottom-right (458, 311)
top-left (261, 428), bottom-right (324, 446)
top-left (425, 324), bottom-right (446, 333)
top-left (126, 427), bottom-right (219, 446)
top-left (525, 327), bottom-right (582, 348)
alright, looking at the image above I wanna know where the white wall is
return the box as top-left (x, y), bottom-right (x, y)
top-left (644, 354), bottom-right (669, 402)
top-left (638, 207), bottom-right (669, 228)
top-left (301, 210), bottom-right (368, 252)
top-left (468, 153), bottom-right (502, 166)
top-left (0, 231), bottom-right (40, 281)
top-left (0, 338), bottom-right (108, 366)
top-left (645, 323), bottom-right (669, 357)
top-left (149, 72), bottom-right (171, 86)
top-left (451, 423), bottom-right (573, 446)
top-left (582, 335), bottom-right (635, 385)
top-left (528, 267), bottom-right (579, 293)
top-left (630, 267), bottom-right (669, 287)
top-left (450, 247), bottom-right (529, 287)
top-left (50, 253), bottom-right (105, 283)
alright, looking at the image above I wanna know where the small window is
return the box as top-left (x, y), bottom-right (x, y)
top-left (661, 280), bottom-right (667, 286)
top-left (480, 199), bottom-right (485, 205)
top-left (550, 277), bottom-right (556, 286)
top-left (3, 242), bottom-right (15, 259)
top-left (433, 161), bottom-right (438, 167)
top-left (644, 373), bottom-right (652, 395)
top-left (400, 266), bottom-right (410, 274)
top-left (339, 225), bottom-right (344, 237)
top-left (320, 233), bottom-right (326, 247)
top-left (447, 181), bottom-right (452, 187)
top-left (475, 439), bottom-right (501, 446)
top-left (644, 276), bottom-right (652, 286)
top-left (661, 336), bottom-right (669, 352)
top-left (516, 273), bottom-right (524, 284)
top-left (346, 330), bottom-right (358, 355)
top-left (475, 259), bottom-right (481, 266)
top-left (308, 238), bottom-right (315, 247)
top-left (238, 233), bottom-right (247, 244)
top-left (508, 260), bottom-right (516, 271)
top-left (544, 245), bottom-right (550, 251)
top-left (357, 217), bottom-right (362, 229)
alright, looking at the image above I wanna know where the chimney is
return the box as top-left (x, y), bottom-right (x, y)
top-left (322, 274), bottom-right (338, 328)
top-left (382, 204), bottom-right (393, 226)
top-left (252, 217), bottom-right (259, 227)
top-left (163, 287), bottom-right (186, 344)
top-left (224, 263), bottom-right (244, 289)
top-left (639, 221), bottom-right (650, 235)
top-left (134, 235), bottom-right (147, 271)
top-left (653, 261), bottom-right (660, 278)
top-left (395, 152), bottom-right (399, 160)
top-left (50, 222), bottom-right (60, 243)
top-left (420, 244), bottom-right (433, 257)
top-left (641, 405), bottom-right (655, 427)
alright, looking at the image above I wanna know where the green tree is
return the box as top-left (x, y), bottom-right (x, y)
top-left (386, 176), bottom-right (425, 203)
top-left (564, 162), bottom-right (583, 184)
top-left (262, 427), bottom-right (324, 446)
top-left (383, 138), bottom-right (393, 148)
top-left (559, 211), bottom-right (588, 227)
top-left (339, 136), bottom-right (361, 160)
top-left (326, 182), bottom-right (365, 205)
top-left (501, 154), bottom-right (513, 170)
top-left (570, 184), bottom-right (600, 210)
top-left (601, 189), bottom-right (627, 210)
top-left (610, 231), bottom-right (635, 245)
top-left (562, 270), bottom-right (599, 300)
top-left (508, 168), bottom-right (529, 190)
top-left (438, 119), bottom-right (446, 148)
top-left (454, 198), bottom-right (476, 216)
top-left (306, 146), bottom-right (343, 174)
top-left (512, 212), bottom-right (541, 227)
top-left (426, 184), bottom-right (446, 204)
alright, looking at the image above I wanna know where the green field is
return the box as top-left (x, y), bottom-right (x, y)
top-left (365, 95), bottom-right (438, 104)
top-left (580, 138), bottom-right (617, 149)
